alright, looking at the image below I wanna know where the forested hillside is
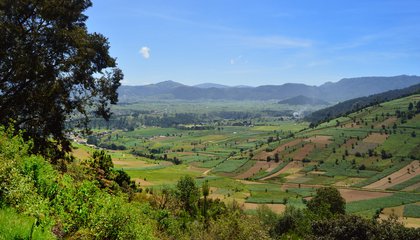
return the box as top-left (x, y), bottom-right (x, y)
top-left (306, 83), bottom-right (420, 125)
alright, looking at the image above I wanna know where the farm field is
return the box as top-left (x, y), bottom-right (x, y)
top-left (73, 94), bottom-right (420, 227)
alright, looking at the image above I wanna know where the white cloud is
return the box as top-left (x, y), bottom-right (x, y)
top-left (140, 47), bottom-right (151, 59)
top-left (229, 55), bottom-right (243, 65)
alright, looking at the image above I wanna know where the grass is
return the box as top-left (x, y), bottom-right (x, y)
top-left (287, 188), bottom-right (317, 198)
top-left (0, 207), bottom-right (55, 240)
top-left (246, 191), bottom-right (296, 204)
top-left (346, 193), bottom-right (420, 213)
top-left (352, 160), bottom-right (412, 187)
top-left (212, 159), bottom-right (249, 173)
top-left (403, 204), bottom-right (420, 218)
top-left (125, 164), bottom-right (203, 185)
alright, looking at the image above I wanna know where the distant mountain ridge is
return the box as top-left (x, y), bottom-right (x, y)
top-left (118, 75), bottom-right (420, 103)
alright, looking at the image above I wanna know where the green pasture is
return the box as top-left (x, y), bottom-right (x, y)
top-left (347, 193), bottom-right (420, 214)
top-left (404, 204), bottom-right (420, 218)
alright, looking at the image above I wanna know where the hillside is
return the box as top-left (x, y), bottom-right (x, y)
top-left (306, 83), bottom-right (420, 124)
top-left (3, 93), bottom-right (420, 239)
top-left (83, 93), bottom-right (420, 227)
top-left (278, 95), bottom-right (330, 106)
top-left (118, 75), bottom-right (420, 103)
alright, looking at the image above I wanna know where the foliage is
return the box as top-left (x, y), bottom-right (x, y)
top-left (311, 214), bottom-right (420, 240)
top-left (307, 187), bottom-right (345, 217)
top-left (0, 0), bottom-right (122, 157)
top-left (0, 127), bottom-right (156, 239)
top-left (176, 175), bottom-right (200, 216)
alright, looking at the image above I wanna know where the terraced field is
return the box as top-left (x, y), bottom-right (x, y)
top-left (73, 94), bottom-right (420, 226)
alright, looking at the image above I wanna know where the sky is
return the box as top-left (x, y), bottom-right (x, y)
top-left (86, 0), bottom-right (420, 86)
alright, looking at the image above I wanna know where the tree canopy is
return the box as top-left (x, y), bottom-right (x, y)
top-left (307, 187), bottom-right (346, 217)
top-left (0, 0), bottom-right (122, 157)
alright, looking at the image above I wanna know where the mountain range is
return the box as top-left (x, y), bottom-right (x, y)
top-left (118, 75), bottom-right (420, 103)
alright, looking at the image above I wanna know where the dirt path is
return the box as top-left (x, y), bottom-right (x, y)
top-left (203, 168), bottom-right (212, 176)
top-left (364, 160), bottom-right (419, 190)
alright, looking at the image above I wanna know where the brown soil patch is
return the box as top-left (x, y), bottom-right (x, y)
top-left (261, 161), bottom-right (303, 181)
top-left (235, 161), bottom-right (281, 179)
top-left (375, 117), bottom-right (397, 128)
top-left (363, 133), bottom-right (388, 144)
top-left (382, 205), bottom-right (405, 217)
top-left (304, 135), bottom-right (332, 144)
top-left (339, 189), bottom-right (392, 202)
top-left (343, 122), bottom-right (362, 129)
top-left (364, 160), bottom-right (419, 190)
top-left (242, 203), bottom-right (286, 214)
top-left (292, 143), bottom-right (316, 161)
top-left (254, 139), bottom-right (302, 160)
top-left (402, 217), bottom-right (420, 228)
top-left (379, 205), bottom-right (420, 228)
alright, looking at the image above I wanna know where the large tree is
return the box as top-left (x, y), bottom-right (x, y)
top-left (307, 187), bottom-right (345, 217)
top-left (0, 0), bottom-right (122, 157)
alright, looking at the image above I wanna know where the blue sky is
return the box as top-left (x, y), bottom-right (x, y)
top-left (86, 0), bottom-right (420, 86)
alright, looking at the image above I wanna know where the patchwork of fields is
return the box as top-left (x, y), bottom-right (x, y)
top-left (73, 94), bottom-right (420, 226)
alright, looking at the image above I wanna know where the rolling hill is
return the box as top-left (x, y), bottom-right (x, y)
top-left (278, 95), bottom-right (330, 106)
top-left (306, 83), bottom-right (420, 124)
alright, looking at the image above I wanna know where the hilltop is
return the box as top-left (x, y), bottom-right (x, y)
top-left (118, 75), bottom-right (420, 103)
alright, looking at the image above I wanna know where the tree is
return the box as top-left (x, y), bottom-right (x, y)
top-left (0, 0), bottom-right (122, 158)
top-left (312, 214), bottom-right (374, 240)
top-left (202, 180), bottom-right (209, 218)
top-left (307, 187), bottom-right (345, 217)
top-left (176, 175), bottom-right (200, 216)
top-left (408, 102), bottom-right (414, 111)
